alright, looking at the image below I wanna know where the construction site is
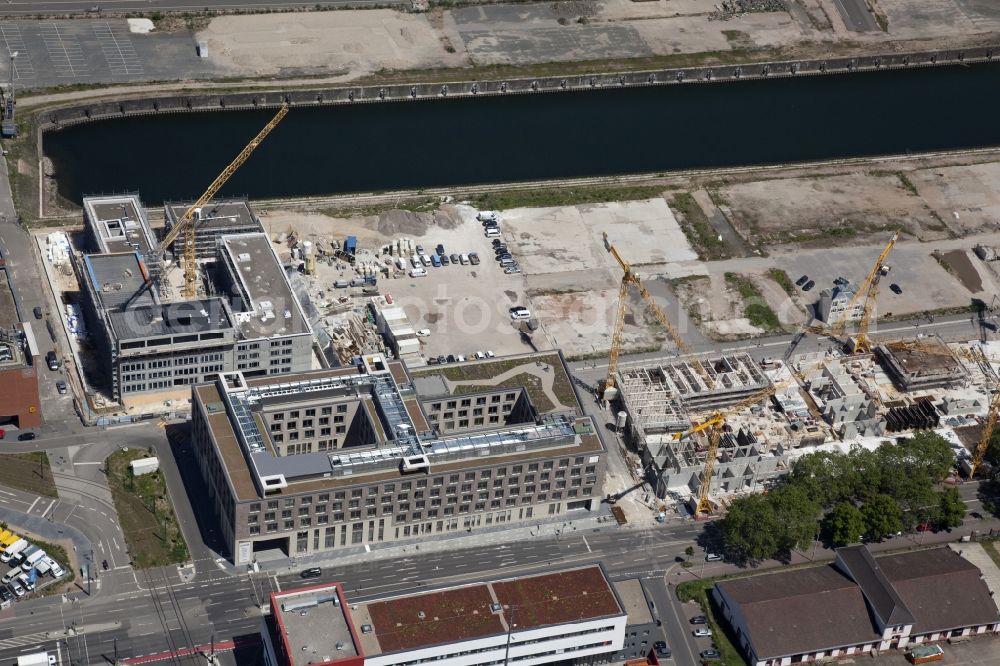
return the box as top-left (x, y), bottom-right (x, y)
top-left (600, 226), bottom-right (1000, 516)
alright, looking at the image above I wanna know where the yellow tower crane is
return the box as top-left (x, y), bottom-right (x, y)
top-left (156, 103), bottom-right (289, 299)
top-left (830, 231), bottom-right (899, 353)
top-left (602, 232), bottom-right (711, 398)
top-left (971, 389), bottom-right (1000, 478)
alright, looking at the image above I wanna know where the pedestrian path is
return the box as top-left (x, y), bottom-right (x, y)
top-left (950, 541), bottom-right (1000, 598)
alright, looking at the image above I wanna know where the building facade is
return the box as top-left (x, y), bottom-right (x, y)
top-left (266, 565), bottom-right (628, 666)
top-left (713, 545), bottom-right (1000, 666)
top-left (189, 354), bottom-right (605, 564)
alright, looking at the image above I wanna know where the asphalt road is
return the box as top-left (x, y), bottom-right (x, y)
top-left (0, 0), bottom-right (396, 15)
top-left (832, 0), bottom-right (880, 32)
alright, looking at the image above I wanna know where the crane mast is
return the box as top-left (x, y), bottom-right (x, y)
top-left (157, 103), bottom-right (289, 299)
top-left (602, 232), bottom-right (710, 397)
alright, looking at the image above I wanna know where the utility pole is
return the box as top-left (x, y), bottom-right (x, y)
top-left (503, 606), bottom-right (516, 665)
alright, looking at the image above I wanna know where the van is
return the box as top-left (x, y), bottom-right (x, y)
top-left (411, 255), bottom-right (420, 268)
top-left (22, 549), bottom-right (46, 572)
top-left (484, 227), bottom-right (501, 238)
top-left (431, 255), bottom-right (441, 268)
top-left (395, 257), bottom-right (406, 271)
top-left (409, 267), bottom-right (427, 278)
top-left (420, 254), bottom-right (432, 267)
top-left (46, 351), bottom-right (59, 371)
top-left (477, 211), bottom-right (500, 223)
top-left (1, 539), bottom-right (27, 563)
top-left (13, 544), bottom-right (38, 566)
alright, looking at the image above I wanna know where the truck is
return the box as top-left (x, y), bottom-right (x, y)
top-left (2, 539), bottom-right (28, 563)
top-left (16, 652), bottom-right (53, 666)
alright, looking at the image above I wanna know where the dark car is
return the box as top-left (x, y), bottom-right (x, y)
top-left (654, 641), bottom-right (670, 657)
top-left (436, 244), bottom-right (445, 256)
top-left (0, 586), bottom-right (11, 603)
top-left (18, 433), bottom-right (36, 441)
top-left (497, 254), bottom-right (513, 262)
top-left (690, 615), bottom-right (708, 625)
top-left (102, 559), bottom-right (109, 570)
top-left (33, 306), bottom-right (43, 320)
top-left (446, 354), bottom-right (456, 363)
top-left (427, 356), bottom-right (439, 365)
top-left (450, 253), bottom-right (460, 264)
top-left (802, 280), bottom-right (815, 292)
top-left (436, 355), bottom-right (446, 364)
top-left (441, 254), bottom-right (450, 265)
top-left (493, 243), bottom-right (508, 253)
top-left (300, 567), bottom-right (322, 579)
top-left (701, 649), bottom-right (721, 660)
top-left (890, 283), bottom-right (902, 294)
top-left (795, 275), bottom-right (808, 287)
top-left (491, 238), bottom-right (503, 247)
top-left (468, 253), bottom-right (481, 265)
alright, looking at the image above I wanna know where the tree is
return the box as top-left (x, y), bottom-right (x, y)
top-left (719, 494), bottom-right (780, 564)
top-left (986, 428), bottom-right (1000, 468)
top-left (788, 451), bottom-right (859, 509)
top-left (824, 502), bottom-right (866, 546)
top-left (769, 484), bottom-right (820, 553)
top-left (934, 487), bottom-right (966, 530)
top-left (684, 546), bottom-right (694, 557)
top-left (861, 494), bottom-right (903, 541)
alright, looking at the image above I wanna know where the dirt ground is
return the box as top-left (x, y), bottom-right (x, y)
top-left (186, 0), bottom-right (1000, 83)
top-left (715, 172), bottom-right (948, 249)
top-left (199, 11), bottom-right (468, 78)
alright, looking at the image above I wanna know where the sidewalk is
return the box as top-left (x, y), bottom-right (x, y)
top-left (253, 509), bottom-right (619, 575)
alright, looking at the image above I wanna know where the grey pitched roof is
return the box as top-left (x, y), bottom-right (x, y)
top-left (715, 546), bottom-right (1000, 661)
top-left (715, 565), bottom-right (881, 660)
top-left (836, 545), bottom-right (915, 627)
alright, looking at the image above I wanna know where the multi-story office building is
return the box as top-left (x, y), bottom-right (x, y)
top-left (164, 198), bottom-right (263, 260)
top-left (266, 565), bottom-right (628, 666)
top-left (78, 211), bottom-right (313, 403)
top-left (189, 352), bottom-right (605, 564)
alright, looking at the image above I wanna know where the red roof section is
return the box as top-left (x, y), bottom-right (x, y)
top-left (492, 566), bottom-right (622, 630)
top-left (366, 584), bottom-right (504, 653)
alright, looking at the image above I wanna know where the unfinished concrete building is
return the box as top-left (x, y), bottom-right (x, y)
top-left (616, 353), bottom-right (777, 500)
top-left (800, 360), bottom-right (886, 439)
top-left (876, 340), bottom-right (968, 392)
top-left (164, 198), bottom-right (263, 260)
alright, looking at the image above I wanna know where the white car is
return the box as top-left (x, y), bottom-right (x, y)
top-left (16, 572), bottom-right (34, 591)
top-left (474, 351), bottom-right (486, 360)
top-left (692, 628), bottom-right (713, 637)
top-left (8, 581), bottom-right (24, 597)
top-left (484, 227), bottom-right (501, 238)
top-left (1, 570), bottom-right (16, 585)
top-left (456, 354), bottom-right (466, 362)
top-left (509, 307), bottom-right (531, 321)
top-left (486, 350), bottom-right (495, 358)
top-left (416, 329), bottom-right (431, 337)
top-left (409, 267), bottom-right (427, 278)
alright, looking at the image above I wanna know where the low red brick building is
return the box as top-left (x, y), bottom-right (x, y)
top-left (0, 322), bottom-right (41, 432)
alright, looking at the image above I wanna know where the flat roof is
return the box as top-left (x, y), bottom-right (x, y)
top-left (219, 233), bottom-right (310, 339)
top-left (409, 351), bottom-right (581, 415)
top-left (271, 584), bottom-right (361, 666)
top-left (355, 565), bottom-right (622, 657)
top-left (613, 579), bottom-right (653, 626)
top-left (83, 195), bottom-right (156, 254)
top-left (165, 199), bottom-right (260, 231)
top-left (83, 252), bottom-right (155, 312)
top-left (881, 340), bottom-right (963, 376)
top-left (108, 297), bottom-right (233, 341)
top-left (194, 364), bottom-right (603, 502)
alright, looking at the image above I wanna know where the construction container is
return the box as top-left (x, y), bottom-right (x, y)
top-left (130, 456), bottom-right (160, 476)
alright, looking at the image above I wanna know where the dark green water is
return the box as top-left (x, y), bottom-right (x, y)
top-left (43, 62), bottom-right (1000, 205)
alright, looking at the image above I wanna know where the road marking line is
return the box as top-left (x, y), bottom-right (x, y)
top-left (583, 535), bottom-right (592, 552)
top-left (26, 497), bottom-right (39, 513)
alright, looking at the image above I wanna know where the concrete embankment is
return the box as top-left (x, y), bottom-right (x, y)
top-left (38, 46), bottom-right (998, 129)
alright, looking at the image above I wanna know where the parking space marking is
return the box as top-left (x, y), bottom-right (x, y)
top-left (94, 21), bottom-right (143, 76)
top-left (40, 22), bottom-right (89, 78)
top-left (0, 24), bottom-right (36, 80)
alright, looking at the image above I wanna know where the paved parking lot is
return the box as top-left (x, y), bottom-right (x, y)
top-left (0, 20), bottom-right (226, 89)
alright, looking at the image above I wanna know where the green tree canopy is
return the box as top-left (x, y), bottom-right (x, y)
top-left (769, 484), bottom-right (821, 552)
top-left (934, 487), bottom-right (966, 530)
top-left (719, 494), bottom-right (780, 564)
top-left (861, 494), bottom-right (903, 541)
top-left (824, 502), bottom-right (866, 547)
